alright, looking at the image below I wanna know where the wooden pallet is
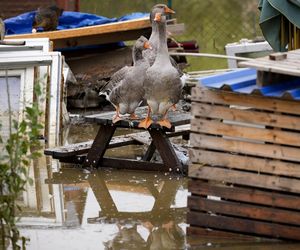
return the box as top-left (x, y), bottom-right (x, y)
top-left (188, 86), bottom-right (300, 240)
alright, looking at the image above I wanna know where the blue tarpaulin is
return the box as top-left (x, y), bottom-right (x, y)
top-left (4, 11), bottom-right (149, 35)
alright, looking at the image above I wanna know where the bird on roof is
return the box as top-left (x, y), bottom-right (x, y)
top-left (32, 5), bottom-right (63, 32)
top-left (138, 10), bottom-right (183, 129)
top-left (99, 36), bottom-right (152, 123)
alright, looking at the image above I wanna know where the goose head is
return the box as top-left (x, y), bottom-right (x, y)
top-left (133, 35), bottom-right (152, 62)
top-left (150, 4), bottom-right (175, 23)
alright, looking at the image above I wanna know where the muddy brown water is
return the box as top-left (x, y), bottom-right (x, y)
top-left (12, 123), bottom-right (300, 249)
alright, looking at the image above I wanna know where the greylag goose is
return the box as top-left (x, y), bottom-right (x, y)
top-left (143, 4), bottom-right (175, 66)
top-left (143, 4), bottom-right (187, 94)
top-left (138, 12), bottom-right (183, 129)
top-left (100, 36), bottom-right (151, 123)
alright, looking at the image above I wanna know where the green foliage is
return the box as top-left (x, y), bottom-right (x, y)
top-left (0, 78), bottom-right (43, 249)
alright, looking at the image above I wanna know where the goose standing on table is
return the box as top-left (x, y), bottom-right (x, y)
top-left (139, 12), bottom-right (183, 129)
top-left (99, 36), bottom-right (152, 123)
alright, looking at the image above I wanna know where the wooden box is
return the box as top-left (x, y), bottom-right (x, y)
top-left (188, 86), bottom-right (300, 240)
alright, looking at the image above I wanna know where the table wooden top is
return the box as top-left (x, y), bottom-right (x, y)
top-left (84, 106), bottom-right (191, 132)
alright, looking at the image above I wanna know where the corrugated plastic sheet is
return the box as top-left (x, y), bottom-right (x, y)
top-left (198, 68), bottom-right (300, 100)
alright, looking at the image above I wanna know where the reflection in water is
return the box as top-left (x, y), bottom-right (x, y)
top-left (17, 159), bottom-right (188, 250)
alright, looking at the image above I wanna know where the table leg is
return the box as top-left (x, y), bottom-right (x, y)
top-left (142, 141), bottom-right (156, 161)
top-left (83, 125), bottom-right (116, 169)
top-left (149, 129), bottom-right (182, 172)
top-left (88, 171), bottom-right (118, 214)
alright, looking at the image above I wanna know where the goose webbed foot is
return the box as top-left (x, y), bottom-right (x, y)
top-left (129, 113), bottom-right (139, 120)
top-left (157, 118), bottom-right (172, 129)
top-left (112, 115), bottom-right (122, 124)
top-left (112, 105), bottom-right (122, 123)
top-left (138, 117), bottom-right (153, 129)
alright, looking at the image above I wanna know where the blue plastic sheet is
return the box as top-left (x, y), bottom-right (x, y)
top-left (4, 11), bottom-right (149, 35)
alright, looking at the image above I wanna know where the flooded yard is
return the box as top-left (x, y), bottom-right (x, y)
top-left (12, 122), bottom-right (300, 249)
top-left (15, 122), bottom-right (188, 249)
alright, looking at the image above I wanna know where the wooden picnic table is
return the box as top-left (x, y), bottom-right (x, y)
top-left (82, 107), bottom-right (190, 173)
top-left (45, 106), bottom-right (191, 173)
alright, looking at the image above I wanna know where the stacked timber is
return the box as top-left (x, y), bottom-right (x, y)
top-left (188, 85), bottom-right (300, 240)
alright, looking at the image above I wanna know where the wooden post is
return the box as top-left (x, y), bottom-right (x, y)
top-left (149, 129), bottom-right (182, 172)
top-left (83, 125), bottom-right (116, 169)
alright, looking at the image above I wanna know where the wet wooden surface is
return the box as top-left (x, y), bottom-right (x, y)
top-left (45, 123), bottom-right (190, 157)
top-left (239, 49), bottom-right (300, 77)
top-left (85, 106), bottom-right (191, 131)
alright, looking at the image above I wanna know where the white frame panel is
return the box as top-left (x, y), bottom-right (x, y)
top-left (225, 40), bottom-right (273, 68)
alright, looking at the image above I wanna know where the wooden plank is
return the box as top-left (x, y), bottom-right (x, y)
top-left (88, 171), bottom-right (118, 214)
top-left (239, 54), bottom-right (300, 77)
top-left (269, 52), bottom-right (287, 61)
top-left (6, 17), bottom-right (151, 49)
top-left (100, 157), bottom-right (167, 172)
top-left (84, 107), bottom-right (191, 131)
top-left (189, 165), bottom-right (300, 194)
top-left (188, 180), bottom-right (300, 210)
top-left (142, 142), bottom-right (156, 161)
top-left (149, 129), bottom-right (183, 173)
top-left (44, 124), bottom-right (190, 158)
top-left (53, 29), bottom-right (151, 50)
top-left (187, 211), bottom-right (300, 240)
top-left (188, 196), bottom-right (300, 226)
top-left (190, 149), bottom-right (300, 178)
top-left (190, 133), bottom-right (300, 162)
top-left (187, 227), bottom-right (259, 241)
top-left (83, 125), bottom-right (116, 169)
top-left (192, 86), bottom-right (300, 115)
top-left (88, 207), bottom-right (186, 224)
top-left (130, 124), bottom-right (191, 145)
top-left (191, 118), bottom-right (300, 147)
top-left (192, 102), bottom-right (300, 131)
top-left (44, 137), bottom-right (139, 157)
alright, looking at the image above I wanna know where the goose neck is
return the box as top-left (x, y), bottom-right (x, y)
top-left (132, 46), bottom-right (143, 65)
top-left (156, 22), bottom-right (170, 64)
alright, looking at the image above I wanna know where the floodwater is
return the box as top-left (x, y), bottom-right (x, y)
top-left (12, 122), bottom-right (300, 249)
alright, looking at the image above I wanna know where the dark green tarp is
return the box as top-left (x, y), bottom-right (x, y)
top-left (258, 0), bottom-right (300, 51)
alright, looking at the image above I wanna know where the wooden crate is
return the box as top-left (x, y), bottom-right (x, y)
top-left (188, 86), bottom-right (300, 240)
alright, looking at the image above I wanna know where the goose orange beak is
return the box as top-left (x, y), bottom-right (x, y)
top-left (144, 41), bottom-right (152, 49)
top-left (154, 13), bottom-right (162, 22)
top-left (164, 6), bottom-right (175, 14)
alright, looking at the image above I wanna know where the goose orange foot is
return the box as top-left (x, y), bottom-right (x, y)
top-left (157, 118), bottom-right (172, 129)
top-left (129, 113), bottom-right (139, 120)
top-left (138, 117), bottom-right (153, 129)
top-left (112, 115), bottom-right (122, 123)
